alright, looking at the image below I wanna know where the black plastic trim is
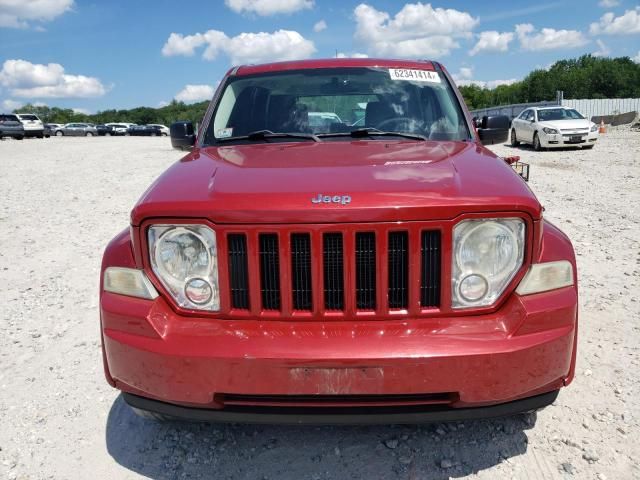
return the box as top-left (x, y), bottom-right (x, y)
top-left (123, 390), bottom-right (559, 425)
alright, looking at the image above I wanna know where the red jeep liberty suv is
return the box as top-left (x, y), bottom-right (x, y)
top-left (100, 58), bottom-right (578, 423)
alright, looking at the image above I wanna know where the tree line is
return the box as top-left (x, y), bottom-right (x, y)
top-left (8, 100), bottom-right (209, 126)
top-left (9, 55), bottom-right (640, 123)
top-left (459, 55), bottom-right (640, 111)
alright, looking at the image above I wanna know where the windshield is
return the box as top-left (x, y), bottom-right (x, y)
top-left (538, 108), bottom-right (585, 121)
top-left (18, 114), bottom-right (39, 121)
top-left (204, 67), bottom-right (470, 144)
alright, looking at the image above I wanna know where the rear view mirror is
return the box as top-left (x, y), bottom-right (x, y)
top-left (477, 115), bottom-right (510, 146)
top-left (170, 121), bottom-right (196, 151)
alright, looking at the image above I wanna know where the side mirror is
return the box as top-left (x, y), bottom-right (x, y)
top-left (170, 121), bottom-right (196, 151)
top-left (477, 115), bottom-right (510, 146)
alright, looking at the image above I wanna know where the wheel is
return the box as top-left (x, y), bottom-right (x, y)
top-left (38, 134), bottom-right (44, 139)
top-left (151, 133), bottom-right (157, 137)
top-left (510, 129), bottom-right (520, 147)
top-left (86, 132), bottom-right (94, 137)
top-left (56, 131), bottom-right (63, 136)
top-left (16, 135), bottom-right (24, 140)
top-left (105, 132), bottom-right (111, 137)
top-left (533, 132), bottom-right (543, 151)
top-left (44, 134), bottom-right (50, 138)
top-left (583, 145), bottom-right (594, 149)
top-left (162, 133), bottom-right (168, 137)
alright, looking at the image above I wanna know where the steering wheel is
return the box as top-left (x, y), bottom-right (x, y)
top-left (375, 117), bottom-right (424, 132)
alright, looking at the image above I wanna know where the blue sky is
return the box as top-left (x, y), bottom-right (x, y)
top-left (0, 0), bottom-right (639, 113)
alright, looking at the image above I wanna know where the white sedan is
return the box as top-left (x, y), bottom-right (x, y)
top-left (510, 106), bottom-right (599, 150)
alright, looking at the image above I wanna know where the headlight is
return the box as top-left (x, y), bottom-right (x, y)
top-left (452, 218), bottom-right (525, 308)
top-left (542, 127), bottom-right (558, 134)
top-left (590, 124), bottom-right (598, 132)
top-left (148, 225), bottom-right (220, 311)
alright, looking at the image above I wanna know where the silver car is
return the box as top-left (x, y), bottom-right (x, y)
top-left (56, 123), bottom-right (98, 137)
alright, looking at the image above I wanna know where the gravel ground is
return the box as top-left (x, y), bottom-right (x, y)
top-left (0, 132), bottom-right (638, 480)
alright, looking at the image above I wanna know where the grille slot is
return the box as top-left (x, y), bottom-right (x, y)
top-left (291, 233), bottom-right (312, 311)
top-left (388, 231), bottom-right (409, 309)
top-left (420, 231), bottom-right (441, 307)
top-left (259, 234), bottom-right (280, 310)
top-left (323, 233), bottom-right (344, 310)
top-left (227, 234), bottom-right (250, 309)
top-left (355, 232), bottom-right (376, 310)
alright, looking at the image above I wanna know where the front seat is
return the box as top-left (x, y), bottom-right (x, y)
top-left (365, 101), bottom-right (395, 128)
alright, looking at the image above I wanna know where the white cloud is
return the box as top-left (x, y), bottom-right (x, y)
top-left (225, 0), bottom-right (313, 16)
top-left (174, 84), bottom-right (214, 103)
top-left (515, 23), bottom-right (589, 50)
top-left (162, 29), bottom-right (315, 64)
top-left (1, 98), bottom-right (23, 111)
top-left (157, 100), bottom-right (169, 108)
top-left (633, 51), bottom-right (640, 63)
top-left (593, 39), bottom-right (610, 57)
top-left (0, 59), bottom-right (106, 98)
top-left (590, 7), bottom-right (640, 35)
top-left (313, 20), bottom-right (326, 32)
top-left (72, 107), bottom-right (90, 114)
top-left (598, 0), bottom-right (619, 7)
top-left (353, 2), bottom-right (478, 58)
top-left (336, 52), bottom-right (369, 58)
top-left (0, 0), bottom-right (73, 29)
top-left (452, 67), bottom-right (517, 89)
top-left (457, 67), bottom-right (473, 80)
top-left (469, 31), bottom-right (514, 56)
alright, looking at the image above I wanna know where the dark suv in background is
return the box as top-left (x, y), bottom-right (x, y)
top-left (0, 114), bottom-right (25, 140)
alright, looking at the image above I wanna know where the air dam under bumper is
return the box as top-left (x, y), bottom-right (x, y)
top-left (101, 286), bottom-right (577, 417)
top-left (123, 390), bottom-right (559, 425)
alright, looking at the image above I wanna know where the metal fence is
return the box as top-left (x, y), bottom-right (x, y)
top-left (561, 98), bottom-right (640, 121)
top-left (469, 100), bottom-right (558, 120)
top-left (469, 95), bottom-right (640, 123)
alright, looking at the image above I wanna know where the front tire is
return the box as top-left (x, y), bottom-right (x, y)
top-left (56, 131), bottom-right (63, 136)
top-left (86, 132), bottom-right (94, 137)
top-left (533, 132), bottom-right (543, 151)
top-left (583, 145), bottom-right (594, 149)
top-left (510, 129), bottom-right (520, 147)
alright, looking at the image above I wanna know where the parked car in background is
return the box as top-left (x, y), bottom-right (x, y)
top-left (103, 124), bottom-right (129, 135)
top-left (308, 112), bottom-right (344, 132)
top-left (0, 114), bottom-right (25, 140)
top-left (16, 113), bottom-right (44, 138)
top-left (148, 124), bottom-right (170, 136)
top-left (127, 124), bottom-right (164, 136)
top-left (55, 123), bottom-right (98, 136)
top-left (43, 123), bottom-right (62, 137)
top-left (96, 124), bottom-right (115, 136)
top-left (510, 106), bottom-right (598, 151)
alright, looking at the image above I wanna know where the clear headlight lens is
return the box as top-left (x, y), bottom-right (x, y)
top-left (590, 124), bottom-right (598, 132)
top-left (452, 218), bottom-right (525, 308)
top-left (148, 225), bottom-right (220, 311)
top-left (542, 127), bottom-right (558, 134)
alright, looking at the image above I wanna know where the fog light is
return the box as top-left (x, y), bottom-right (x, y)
top-left (184, 278), bottom-right (213, 305)
top-left (459, 274), bottom-right (488, 302)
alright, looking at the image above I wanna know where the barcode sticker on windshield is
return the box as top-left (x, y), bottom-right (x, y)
top-left (389, 68), bottom-right (440, 83)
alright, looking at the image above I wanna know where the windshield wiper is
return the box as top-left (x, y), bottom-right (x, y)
top-left (217, 129), bottom-right (320, 143)
top-left (318, 127), bottom-right (427, 141)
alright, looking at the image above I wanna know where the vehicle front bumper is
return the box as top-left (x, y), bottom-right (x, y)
top-left (540, 130), bottom-right (598, 148)
top-left (101, 286), bottom-right (577, 414)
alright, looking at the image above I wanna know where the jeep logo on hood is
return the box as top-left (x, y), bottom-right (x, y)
top-left (311, 194), bottom-right (352, 205)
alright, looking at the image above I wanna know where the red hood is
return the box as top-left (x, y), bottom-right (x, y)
top-left (131, 140), bottom-right (541, 225)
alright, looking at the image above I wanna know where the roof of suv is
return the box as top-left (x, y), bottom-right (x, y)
top-left (233, 58), bottom-right (437, 76)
